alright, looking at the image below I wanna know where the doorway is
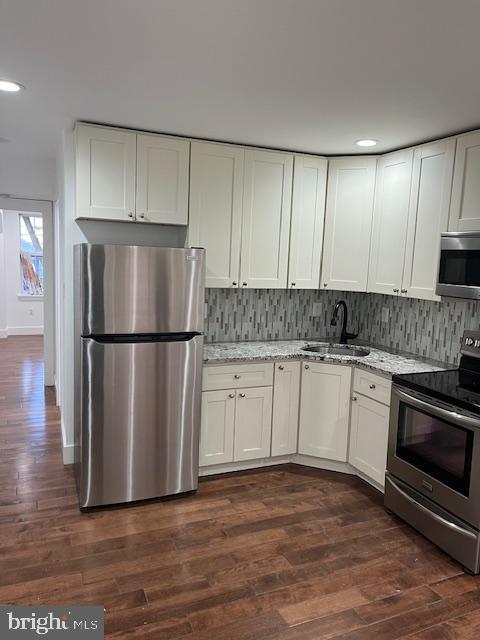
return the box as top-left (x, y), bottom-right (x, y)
top-left (0, 197), bottom-right (55, 387)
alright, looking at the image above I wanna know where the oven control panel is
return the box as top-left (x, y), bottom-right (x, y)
top-left (461, 330), bottom-right (480, 358)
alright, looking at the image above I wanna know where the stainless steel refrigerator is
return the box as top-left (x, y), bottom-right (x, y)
top-left (74, 244), bottom-right (205, 509)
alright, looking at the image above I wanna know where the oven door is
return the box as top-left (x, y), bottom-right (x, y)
top-left (436, 234), bottom-right (480, 299)
top-left (388, 386), bottom-right (480, 528)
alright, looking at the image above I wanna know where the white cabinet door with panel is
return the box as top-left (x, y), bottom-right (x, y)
top-left (449, 132), bottom-right (480, 231)
top-left (234, 386), bottom-right (273, 461)
top-left (298, 362), bottom-right (352, 461)
top-left (189, 142), bottom-right (244, 287)
top-left (75, 124), bottom-right (136, 222)
top-left (240, 149), bottom-right (293, 288)
top-left (200, 390), bottom-right (235, 466)
top-left (271, 361), bottom-right (300, 456)
top-left (349, 393), bottom-right (390, 487)
top-left (136, 134), bottom-right (189, 225)
top-left (321, 157), bottom-right (377, 291)
top-left (288, 155), bottom-right (327, 289)
top-left (402, 140), bottom-right (455, 300)
top-left (368, 150), bottom-right (413, 295)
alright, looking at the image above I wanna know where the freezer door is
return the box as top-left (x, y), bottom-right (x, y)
top-left (79, 335), bottom-right (203, 508)
top-left (76, 244), bottom-right (205, 335)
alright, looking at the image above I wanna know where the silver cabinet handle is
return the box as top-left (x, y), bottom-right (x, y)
top-left (242, 282), bottom-right (247, 287)
top-left (393, 288), bottom-right (399, 293)
top-left (401, 289), bottom-right (408, 294)
top-left (323, 283), bottom-right (328, 287)
top-left (304, 364), bottom-right (309, 370)
top-left (291, 282), bottom-right (296, 287)
top-left (232, 282), bottom-right (237, 286)
top-left (234, 374), bottom-right (241, 379)
top-left (278, 365), bottom-right (284, 371)
top-left (127, 212), bottom-right (134, 218)
top-left (138, 213), bottom-right (145, 219)
top-left (239, 393), bottom-right (246, 398)
top-left (228, 393), bottom-right (235, 399)
top-left (369, 384), bottom-right (376, 390)
top-left (352, 396), bottom-right (357, 401)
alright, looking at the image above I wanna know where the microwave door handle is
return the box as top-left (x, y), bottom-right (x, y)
top-left (394, 387), bottom-right (480, 431)
top-left (387, 477), bottom-right (477, 541)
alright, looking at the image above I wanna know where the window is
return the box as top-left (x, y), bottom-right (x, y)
top-left (19, 214), bottom-right (44, 296)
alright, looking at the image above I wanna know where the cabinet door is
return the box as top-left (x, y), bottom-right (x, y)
top-left (321, 157), bottom-right (377, 291)
top-left (368, 150), bottom-right (413, 295)
top-left (272, 361), bottom-right (300, 456)
top-left (288, 155), bottom-right (327, 289)
top-left (349, 394), bottom-right (390, 487)
top-left (449, 132), bottom-right (480, 231)
top-left (240, 149), bottom-right (293, 288)
top-left (298, 362), bottom-right (352, 461)
top-left (402, 140), bottom-right (455, 300)
top-left (199, 390), bottom-right (235, 466)
top-left (234, 386), bottom-right (273, 461)
top-left (189, 142), bottom-right (244, 288)
top-left (136, 134), bottom-right (189, 225)
top-left (75, 124), bottom-right (136, 221)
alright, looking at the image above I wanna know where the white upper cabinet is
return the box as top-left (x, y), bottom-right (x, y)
top-left (402, 140), bottom-right (456, 300)
top-left (298, 362), bottom-right (352, 462)
top-left (189, 142), bottom-right (244, 288)
top-left (76, 124), bottom-right (136, 221)
top-left (288, 155), bottom-right (327, 289)
top-left (136, 134), bottom-right (189, 225)
top-left (321, 157), bottom-right (377, 291)
top-left (368, 150), bottom-right (413, 295)
top-left (240, 149), bottom-right (293, 289)
top-left (449, 132), bottom-right (480, 231)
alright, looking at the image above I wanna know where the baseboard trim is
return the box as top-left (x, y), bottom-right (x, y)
top-left (199, 456), bottom-right (292, 476)
top-left (7, 326), bottom-right (43, 336)
top-left (0, 329), bottom-right (7, 339)
top-left (61, 417), bottom-right (74, 464)
top-left (291, 454), bottom-right (355, 475)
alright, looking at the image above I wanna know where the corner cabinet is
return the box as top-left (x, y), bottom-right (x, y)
top-left (240, 150), bottom-right (293, 288)
top-left (75, 124), bottom-right (190, 225)
top-left (449, 131), bottom-right (480, 231)
top-left (321, 157), bottom-right (377, 291)
top-left (368, 150), bottom-right (414, 295)
top-left (298, 362), bottom-right (352, 461)
top-left (287, 155), bottom-right (327, 289)
top-left (188, 142), bottom-right (244, 288)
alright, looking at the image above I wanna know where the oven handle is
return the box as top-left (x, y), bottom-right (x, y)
top-left (387, 476), bottom-right (477, 541)
top-left (393, 387), bottom-right (480, 431)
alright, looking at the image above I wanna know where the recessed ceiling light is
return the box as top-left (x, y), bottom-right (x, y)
top-left (356, 139), bottom-right (378, 147)
top-left (0, 79), bottom-right (24, 92)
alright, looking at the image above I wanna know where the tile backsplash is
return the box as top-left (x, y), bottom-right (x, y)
top-left (205, 288), bottom-right (480, 364)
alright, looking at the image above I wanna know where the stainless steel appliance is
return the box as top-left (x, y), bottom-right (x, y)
top-left (437, 232), bottom-right (480, 299)
top-left (74, 244), bottom-right (205, 509)
top-left (386, 330), bottom-right (480, 573)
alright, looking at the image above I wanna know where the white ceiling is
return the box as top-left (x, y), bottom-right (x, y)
top-left (1, 0), bottom-right (480, 161)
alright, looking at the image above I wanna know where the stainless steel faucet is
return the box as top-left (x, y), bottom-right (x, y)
top-left (330, 300), bottom-right (358, 344)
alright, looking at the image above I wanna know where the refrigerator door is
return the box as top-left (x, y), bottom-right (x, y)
top-left (79, 334), bottom-right (203, 508)
top-left (76, 244), bottom-right (205, 336)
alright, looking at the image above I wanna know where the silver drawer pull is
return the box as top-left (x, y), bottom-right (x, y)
top-left (352, 396), bottom-right (357, 401)
top-left (234, 374), bottom-right (241, 379)
top-left (369, 384), bottom-right (376, 390)
top-left (239, 393), bottom-right (246, 398)
top-left (228, 393), bottom-right (235, 399)
top-left (304, 364), bottom-right (309, 370)
top-left (278, 365), bottom-right (284, 371)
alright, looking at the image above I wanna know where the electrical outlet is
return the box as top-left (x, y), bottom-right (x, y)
top-left (312, 302), bottom-right (322, 317)
top-left (381, 306), bottom-right (390, 324)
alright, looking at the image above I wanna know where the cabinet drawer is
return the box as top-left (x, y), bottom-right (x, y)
top-left (353, 368), bottom-right (391, 405)
top-left (203, 362), bottom-right (274, 391)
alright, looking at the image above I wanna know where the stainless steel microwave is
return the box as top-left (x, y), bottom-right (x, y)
top-left (436, 232), bottom-right (480, 300)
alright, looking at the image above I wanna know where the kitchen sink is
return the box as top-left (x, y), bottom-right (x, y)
top-left (302, 344), bottom-right (371, 357)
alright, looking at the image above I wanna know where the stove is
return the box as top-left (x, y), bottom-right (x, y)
top-left (385, 330), bottom-right (480, 574)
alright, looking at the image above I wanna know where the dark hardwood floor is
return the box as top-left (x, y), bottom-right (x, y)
top-left (1, 335), bottom-right (480, 638)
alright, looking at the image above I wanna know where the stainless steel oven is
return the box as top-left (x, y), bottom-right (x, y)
top-left (437, 232), bottom-right (480, 299)
top-left (386, 385), bottom-right (480, 572)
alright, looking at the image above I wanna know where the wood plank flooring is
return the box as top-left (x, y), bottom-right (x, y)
top-left (1, 335), bottom-right (480, 638)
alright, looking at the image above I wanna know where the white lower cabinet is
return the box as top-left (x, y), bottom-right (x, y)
top-left (271, 361), bottom-right (300, 456)
top-left (234, 387), bottom-right (273, 461)
top-left (199, 390), bottom-right (235, 466)
top-left (298, 362), bottom-right (352, 461)
top-left (349, 393), bottom-right (390, 488)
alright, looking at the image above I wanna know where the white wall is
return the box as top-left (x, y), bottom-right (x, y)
top-left (0, 153), bottom-right (56, 201)
top-left (58, 129), bottom-right (186, 463)
top-left (0, 210), bottom-right (44, 336)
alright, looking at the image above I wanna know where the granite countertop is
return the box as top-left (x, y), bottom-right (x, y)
top-left (203, 339), bottom-right (451, 378)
